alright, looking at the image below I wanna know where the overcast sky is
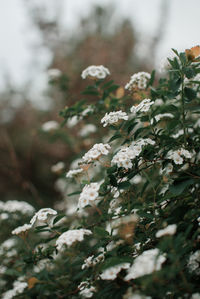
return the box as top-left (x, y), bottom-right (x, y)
top-left (0, 0), bottom-right (200, 89)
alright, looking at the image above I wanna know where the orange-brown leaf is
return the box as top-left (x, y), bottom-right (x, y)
top-left (28, 277), bottom-right (39, 289)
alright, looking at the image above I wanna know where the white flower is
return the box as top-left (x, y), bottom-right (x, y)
top-left (152, 113), bottom-right (174, 124)
top-left (41, 120), bottom-right (59, 132)
top-left (125, 72), bottom-right (151, 91)
top-left (67, 115), bottom-right (80, 128)
top-left (66, 168), bottom-right (83, 178)
top-left (47, 68), bottom-right (62, 79)
top-left (124, 249), bottom-right (166, 280)
top-left (81, 106), bottom-right (94, 117)
top-left (81, 65), bottom-right (110, 80)
top-left (78, 182), bottom-right (100, 208)
top-left (0, 200), bottom-right (35, 215)
top-left (51, 162), bottom-right (65, 173)
top-left (123, 288), bottom-right (152, 299)
top-left (30, 208), bottom-right (57, 226)
top-left (168, 148), bottom-right (193, 165)
top-left (130, 99), bottom-right (154, 114)
top-left (111, 147), bottom-right (136, 169)
top-left (156, 224), bottom-right (177, 238)
top-left (56, 229), bottom-right (92, 250)
top-left (191, 293), bottom-right (200, 299)
top-left (101, 111), bottom-right (128, 127)
top-left (79, 124), bottom-right (97, 137)
top-left (100, 263), bottom-right (130, 280)
top-left (82, 253), bottom-right (105, 269)
top-left (82, 143), bottom-right (111, 163)
top-left (12, 224), bottom-right (32, 235)
top-left (171, 128), bottom-right (193, 138)
top-left (78, 281), bottom-right (96, 298)
top-left (2, 280), bottom-right (28, 299)
top-left (188, 250), bottom-right (200, 275)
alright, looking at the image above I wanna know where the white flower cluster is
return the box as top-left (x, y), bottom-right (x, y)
top-left (41, 120), bottom-right (59, 132)
top-left (188, 250), bottom-right (200, 275)
top-left (78, 281), bottom-right (96, 298)
top-left (156, 224), bottom-right (177, 238)
top-left (30, 208), bottom-right (57, 226)
top-left (111, 138), bottom-right (155, 169)
top-left (101, 111), bottom-right (128, 127)
top-left (12, 224), bottom-right (32, 235)
top-left (151, 113), bottom-right (174, 124)
top-left (78, 182), bottom-right (100, 208)
top-left (81, 65), bottom-right (110, 80)
top-left (0, 238), bottom-right (17, 257)
top-left (82, 143), bottom-right (111, 163)
top-left (123, 288), bottom-right (152, 299)
top-left (2, 279), bottom-right (27, 299)
top-left (125, 72), bottom-right (151, 91)
top-left (111, 147), bottom-right (136, 169)
top-left (171, 128), bottom-right (193, 139)
top-left (130, 99), bottom-right (154, 114)
top-left (124, 249), bottom-right (166, 280)
top-left (56, 229), bottom-right (92, 250)
top-left (51, 162), bottom-right (65, 173)
top-left (100, 263), bottom-right (130, 280)
top-left (66, 106), bottom-right (95, 128)
top-left (168, 148), bottom-right (192, 165)
top-left (79, 124), bottom-right (97, 137)
top-left (0, 200), bottom-right (35, 215)
top-left (47, 68), bottom-right (62, 80)
top-left (82, 253), bottom-right (105, 270)
top-left (66, 168), bottom-right (83, 178)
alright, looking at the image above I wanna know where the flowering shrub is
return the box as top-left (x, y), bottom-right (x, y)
top-left (0, 49), bottom-right (200, 298)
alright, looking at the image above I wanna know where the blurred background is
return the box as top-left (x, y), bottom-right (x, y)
top-left (0, 0), bottom-right (199, 208)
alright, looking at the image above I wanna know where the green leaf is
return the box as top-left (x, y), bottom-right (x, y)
top-left (184, 87), bottom-right (196, 101)
top-left (53, 214), bottom-right (66, 225)
top-left (169, 179), bottom-right (194, 195)
top-left (67, 191), bottom-right (81, 196)
top-left (118, 181), bottom-right (131, 190)
top-left (109, 174), bottom-right (118, 187)
top-left (101, 257), bottom-right (133, 271)
top-left (94, 227), bottom-right (109, 237)
top-left (183, 67), bottom-right (196, 79)
top-left (108, 134), bottom-right (122, 143)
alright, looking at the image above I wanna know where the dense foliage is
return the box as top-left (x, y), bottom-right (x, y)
top-left (0, 49), bottom-right (200, 299)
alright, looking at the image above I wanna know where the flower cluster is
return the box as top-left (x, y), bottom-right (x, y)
top-left (12, 224), bottom-right (32, 235)
top-left (125, 72), bottom-right (151, 91)
top-left (101, 110), bottom-right (128, 127)
top-left (100, 263), bottom-right (130, 280)
top-left (82, 253), bottom-right (105, 269)
top-left (51, 162), bottom-right (65, 173)
top-left (30, 208), bottom-right (57, 226)
top-left (47, 68), bottom-right (62, 80)
top-left (111, 147), bottom-right (136, 169)
top-left (111, 138), bottom-right (155, 170)
top-left (152, 113), bottom-right (174, 123)
top-left (82, 143), bottom-right (111, 163)
top-left (41, 120), bottom-right (59, 132)
top-left (2, 279), bottom-right (28, 299)
top-left (78, 182), bottom-right (100, 208)
top-left (156, 224), bottom-right (177, 238)
top-left (124, 249), bottom-right (166, 280)
top-left (78, 281), bottom-right (96, 298)
top-left (56, 229), bottom-right (92, 250)
top-left (79, 124), bottom-right (97, 137)
top-left (66, 168), bottom-right (83, 178)
top-left (167, 148), bottom-right (192, 164)
top-left (0, 200), bottom-right (35, 215)
top-left (130, 98), bottom-right (154, 114)
top-left (81, 65), bottom-right (110, 80)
